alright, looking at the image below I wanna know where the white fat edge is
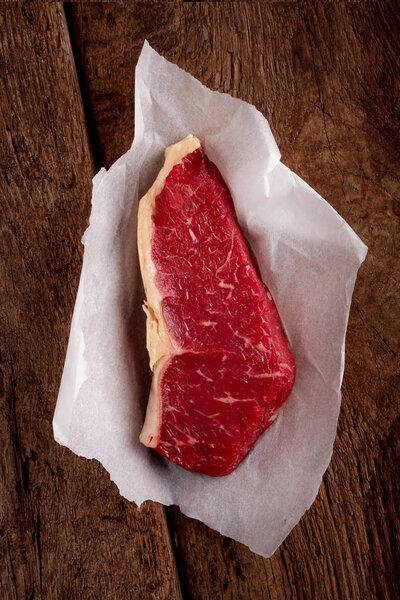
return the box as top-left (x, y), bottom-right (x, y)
top-left (139, 355), bottom-right (170, 448)
top-left (137, 135), bottom-right (201, 447)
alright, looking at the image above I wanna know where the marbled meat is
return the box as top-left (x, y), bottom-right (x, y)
top-left (137, 135), bottom-right (295, 476)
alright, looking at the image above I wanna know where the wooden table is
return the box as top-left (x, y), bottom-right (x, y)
top-left (1, 3), bottom-right (399, 599)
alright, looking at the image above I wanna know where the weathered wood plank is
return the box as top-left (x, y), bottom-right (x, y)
top-left (0, 4), bottom-right (182, 599)
top-left (36, 1), bottom-right (400, 598)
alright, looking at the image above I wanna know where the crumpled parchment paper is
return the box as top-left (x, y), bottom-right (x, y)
top-left (53, 41), bottom-right (367, 557)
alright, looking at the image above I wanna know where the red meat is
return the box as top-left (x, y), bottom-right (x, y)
top-left (137, 136), bottom-right (295, 476)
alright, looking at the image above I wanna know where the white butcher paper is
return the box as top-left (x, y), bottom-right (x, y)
top-left (53, 41), bottom-right (368, 557)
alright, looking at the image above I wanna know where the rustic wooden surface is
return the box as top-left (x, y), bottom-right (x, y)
top-left (1, 1), bottom-right (399, 599)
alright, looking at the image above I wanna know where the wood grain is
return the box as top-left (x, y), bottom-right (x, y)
top-left (67, 2), bottom-right (400, 599)
top-left (0, 4), bottom-right (182, 599)
top-left (1, 0), bottom-right (399, 599)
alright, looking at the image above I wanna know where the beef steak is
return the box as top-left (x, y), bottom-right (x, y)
top-left (137, 135), bottom-right (295, 476)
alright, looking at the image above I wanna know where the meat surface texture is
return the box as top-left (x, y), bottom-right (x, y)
top-left (137, 135), bottom-right (296, 477)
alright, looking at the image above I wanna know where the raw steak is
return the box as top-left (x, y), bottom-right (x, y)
top-left (137, 135), bottom-right (296, 476)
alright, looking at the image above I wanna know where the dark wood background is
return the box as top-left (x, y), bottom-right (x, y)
top-left (1, 2), bottom-right (399, 599)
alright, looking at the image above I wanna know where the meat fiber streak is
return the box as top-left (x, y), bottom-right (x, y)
top-left (137, 136), bottom-right (295, 477)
